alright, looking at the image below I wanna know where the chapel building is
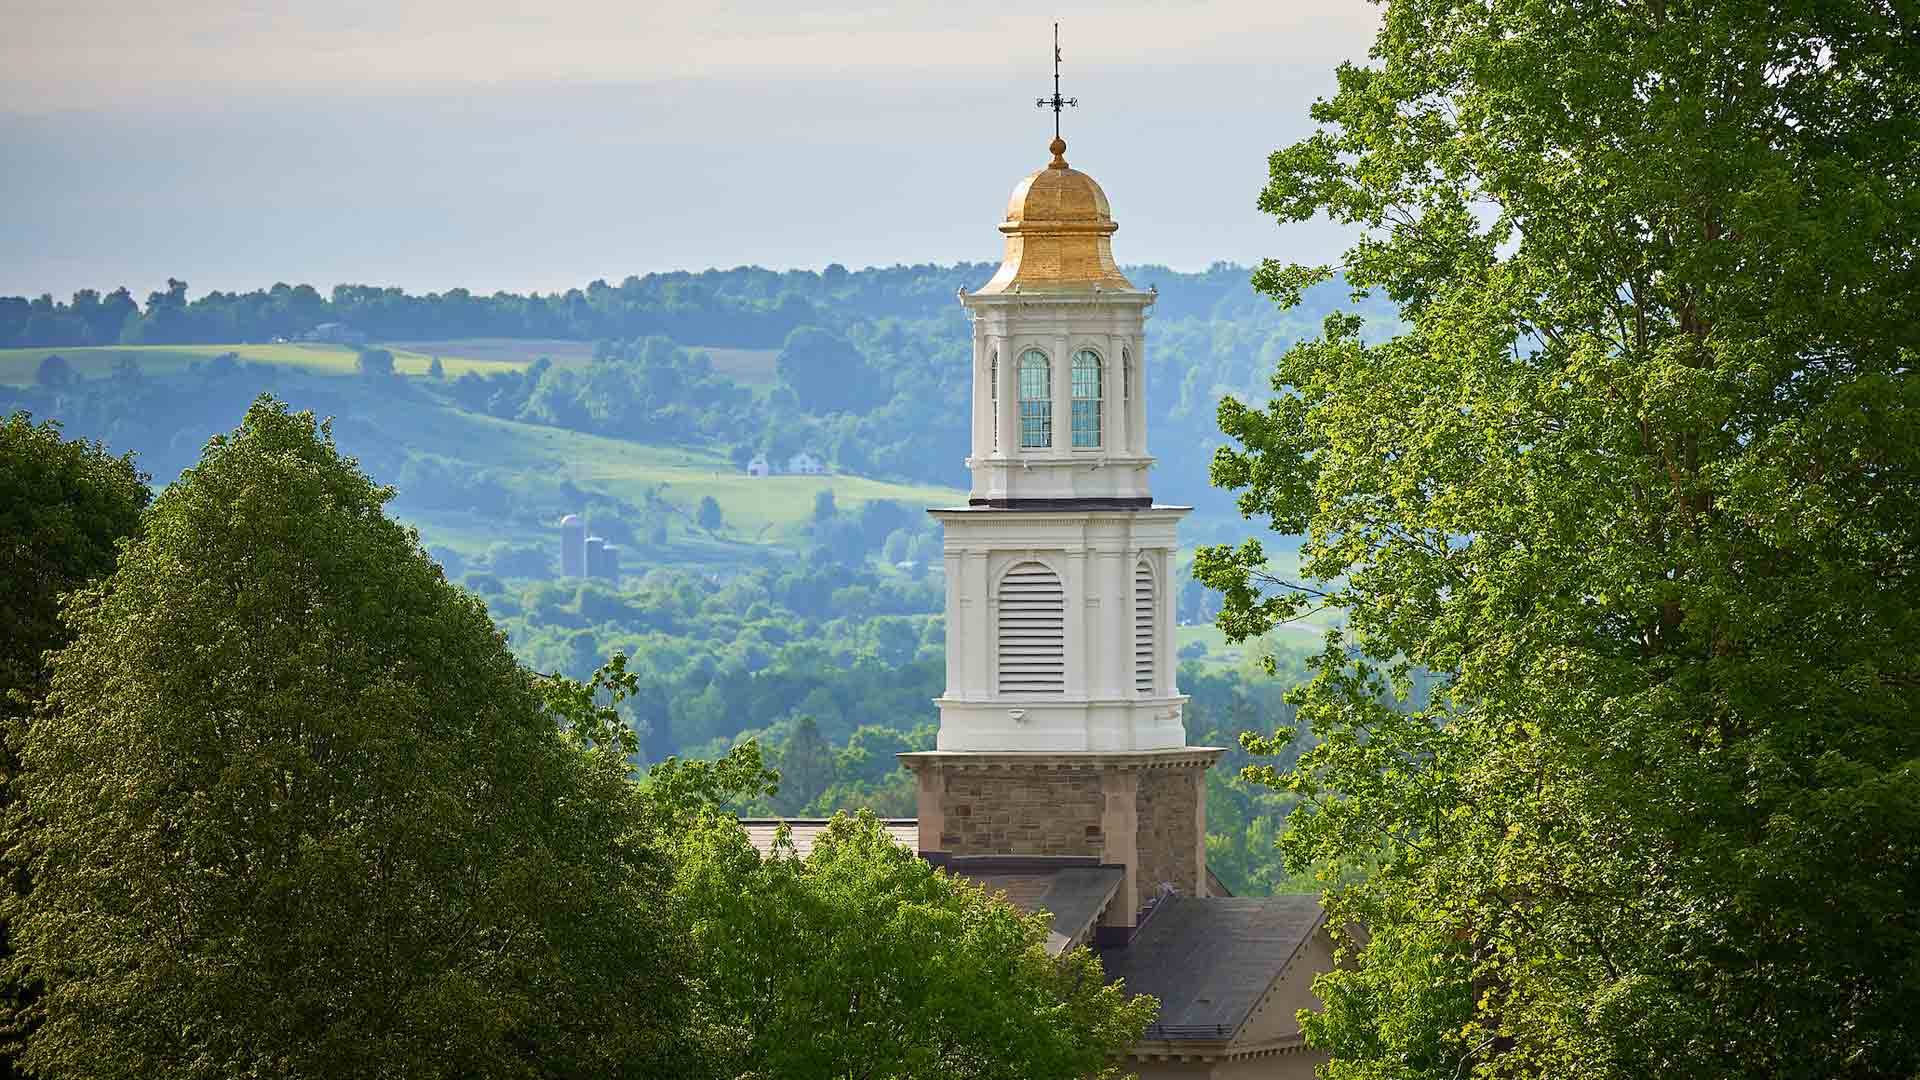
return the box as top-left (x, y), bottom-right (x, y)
top-left (752, 134), bottom-right (1333, 1078)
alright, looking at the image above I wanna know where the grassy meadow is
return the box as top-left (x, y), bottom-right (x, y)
top-left (1, 338), bottom-right (959, 565)
top-left (0, 342), bottom-right (534, 384)
top-left (1, 339), bottom-right (779, 388)
top-left (384, 408), bottom-right (959, 559)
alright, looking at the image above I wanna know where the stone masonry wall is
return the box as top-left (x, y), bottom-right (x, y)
top-left (1135, 766), bottom-right (1202, 896)
top-left (936, 767), bottom-right (1106, 856)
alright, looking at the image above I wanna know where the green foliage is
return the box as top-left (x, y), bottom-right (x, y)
top-left (671, 809), bottom-right (1156, 1079)
top-left (31, 357), bottom-right (70, 389)
top-left (354, 347), bottom-right (394, 378)
top-left (638, 741), bottom-right (781, 831)
top-left (0, 412), bottom-right (149, 1074)
top-left (0, 413), bottom-right (149, 723)
top-left (777, 325), bottom-right (887, 413)
top-left (1202, 1), bottom-right (1920, 1076)
top-left (695, 494), bottom-right (723, 534)
top-left (537, 650), bottom-right (641, 760)
top-left (772, 714), bottom-right (834, 813)
top-left (10, 397), bottom-right (686, 1079)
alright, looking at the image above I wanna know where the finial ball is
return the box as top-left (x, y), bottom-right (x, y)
top-left (1048, 136), bottom-right (1068, 169)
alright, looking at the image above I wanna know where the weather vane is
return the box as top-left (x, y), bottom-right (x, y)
top-left (1035, 21), bottom-right (1078, 139)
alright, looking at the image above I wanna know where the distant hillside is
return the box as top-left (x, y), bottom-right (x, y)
top-left (2, 262), bottom-right (1398, 557)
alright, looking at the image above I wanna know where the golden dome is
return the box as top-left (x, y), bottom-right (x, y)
top-left (975, 138), bottom-right (1135, 295)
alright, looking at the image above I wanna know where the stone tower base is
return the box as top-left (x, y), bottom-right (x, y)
top-left (898, 748), bottom-right (1223, 926)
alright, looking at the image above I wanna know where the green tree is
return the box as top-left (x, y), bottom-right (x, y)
top-left (773, 714), bottom-right (834, 814)
top-left (1198, 0), bottom-right (1920, 1068)
top-left (355, 347), bottom-right (395, 378)
top-left (1198, 2), bottom-right (1920, 1077)
top-left (0, 414), bottom-right (149, 1076)
top-left (695, 494), bottom-right (723, 534)
top-left (31, 356), bottom-right (71, 389)
top-left (672, 810), bottom-right (1155, 1079)
top-left (11, 397), bottom-right (686, 1079)
top-left (882, 527), bottom-right (911, 564)
top-left (427, 355), bottom-right (445, 379)
top-left (775, 325), bottom-right (886, 413)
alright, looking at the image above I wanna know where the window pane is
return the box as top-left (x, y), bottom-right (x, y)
top-left (1019, 350), bottom-right (1051, 448)
top-left (1071, 350), bottom-right (1102, 448)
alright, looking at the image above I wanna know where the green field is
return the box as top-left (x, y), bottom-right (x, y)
top-left (1, 340), bottom-right (957, 566)
top-left (2, 338), bottom-right (780, 389)
top-left (382, 409), bottom-right (959, 557)
top-left (0, 342), bottom-right (527, 385)
top-left (385, 338), bottom-right (596, 366)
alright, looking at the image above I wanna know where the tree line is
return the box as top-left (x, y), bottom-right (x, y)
top-left (0, 262), bottom-right (1298, 352)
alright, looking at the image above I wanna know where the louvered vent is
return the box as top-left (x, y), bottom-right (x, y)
top-left (1134, 559), bottom-right (1156, 693)
top-left (997, 562), bottom-right (1065, 695)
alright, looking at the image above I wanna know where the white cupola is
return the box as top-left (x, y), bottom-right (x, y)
top-left (958, 136), bottom-right (1155, 509)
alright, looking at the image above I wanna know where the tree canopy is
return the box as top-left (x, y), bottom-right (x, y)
top-left (0, 413), bottom-right (149, 1077)
top-left (776, 325), bottom-right (888, 414)
top-left (10, 397), bottom-right (686, 1079)
top-left (671, 810), bottom-right (1155, 1080)
top-left (1198, 0), bottom-right (1920, 1076)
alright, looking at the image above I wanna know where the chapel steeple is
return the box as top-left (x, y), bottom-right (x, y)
top-left (900, 31), bottom-right (1218, 933)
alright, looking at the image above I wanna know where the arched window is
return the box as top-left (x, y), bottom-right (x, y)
top-left (989, 348), bottom-right (998, 449)
top-left (1071, 349), bottom-right (1102, 448)
top-left (997, 562), bottom-right (1065, 694)
top-left (1134, 558), bottom-right (1156, 693)
top-left (1018, 349), bottom-right (1051, 448)
top-left (1122, 347), bottom-right (1132, 407)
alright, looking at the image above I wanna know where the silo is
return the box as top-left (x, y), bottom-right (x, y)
top-left (584, 535), bottom-right (606, 579)
top-left (600, 544), bottom-right (621, 582)
top-left (560, 514), bottom-right (585, 577)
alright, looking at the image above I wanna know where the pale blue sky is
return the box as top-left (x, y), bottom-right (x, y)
top-left (2, 1), bottom-right (1382, 298)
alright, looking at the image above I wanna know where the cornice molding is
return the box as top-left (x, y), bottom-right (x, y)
top-left (898, 746), bottom-right (1224, 773)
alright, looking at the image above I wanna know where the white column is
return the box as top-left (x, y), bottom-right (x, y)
top-left (965, 549), bottom-right (991, 697)
top-left (999, 337), bottom-right (1019, 467)
top-left (1158, 547), bottom-right (1178, 697)
top-left (971, 329), bottom-right (989, 461)
top-left (1132, 336), bottom-right (1149, 458)
top-left (1052, 332), bottom-right (1071, 455)
top-left (944, 546), bottom-right (964, 695)
top-left (1100, 334), bottom-right (1118, 455)
top-left (1101, 543), bottom-right (1128, 697)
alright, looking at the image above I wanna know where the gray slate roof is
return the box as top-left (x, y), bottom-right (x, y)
top-left (1099, 895), bottom-right (1325, 1040)
top-left (936, 856), bottom-right (1125, 954)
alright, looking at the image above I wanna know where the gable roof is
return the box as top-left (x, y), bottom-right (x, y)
top-left (1099, 895), bottom-right (1325, 1041)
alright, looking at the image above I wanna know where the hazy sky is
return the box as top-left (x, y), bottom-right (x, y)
top-left (2, 1), bottom-right (1382, 299)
